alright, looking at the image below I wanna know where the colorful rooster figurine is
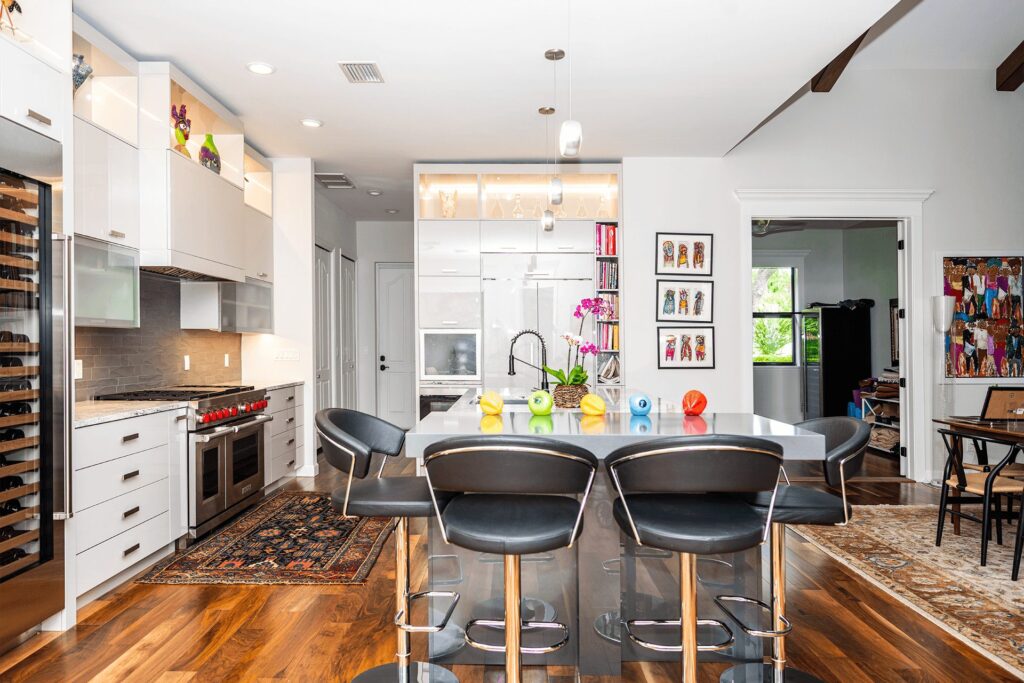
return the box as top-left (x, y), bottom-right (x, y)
top-left (171, 104), bottom-right (191, 159)
top-left (0, 0), bottom-right (22, 32)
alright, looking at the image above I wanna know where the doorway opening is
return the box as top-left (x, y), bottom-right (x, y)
top-left (750, 218), bottom-right (909, 480)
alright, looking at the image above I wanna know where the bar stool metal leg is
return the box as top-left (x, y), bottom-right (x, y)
top-left (681, 552), bottom-right (698, 683)
top-left (505, 554), bottom-right (522, 683)
top-left (354, 516), bottom-right (458, 683)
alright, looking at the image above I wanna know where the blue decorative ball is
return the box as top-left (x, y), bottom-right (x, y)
top-left (630, 415), bottom-right (652, 434)
top-left (628, 393), bottom-right (652, 416)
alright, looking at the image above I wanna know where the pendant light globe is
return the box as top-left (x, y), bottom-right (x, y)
top-left (559, 119), bottom-right (582, 158)
top-left (541, 209), bottom-right (556, 232)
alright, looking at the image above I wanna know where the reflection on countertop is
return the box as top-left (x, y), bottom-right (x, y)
top-left (74, 400), bottom-right (186, 428)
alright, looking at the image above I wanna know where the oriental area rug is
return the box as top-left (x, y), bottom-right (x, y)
top-left (137, 492), bottom-right (393, 585)
top-left (794, 504), bottom-right (1024, 678)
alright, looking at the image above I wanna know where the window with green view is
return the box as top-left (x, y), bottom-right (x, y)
top-left (752, 266), bottom-right (796, 365)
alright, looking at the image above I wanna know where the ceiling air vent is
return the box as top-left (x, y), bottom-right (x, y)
top-left (315, 173), bottom-right (355, 190)
top-left (338, 62), bottom-right (384, 84)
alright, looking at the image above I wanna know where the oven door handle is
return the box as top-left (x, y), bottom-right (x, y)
top-left (194, 425), bottom-right (236, 443)
top-left (232, 414), bottom-right (273, 433)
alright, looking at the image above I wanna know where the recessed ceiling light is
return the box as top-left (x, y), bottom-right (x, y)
top-left (300, 118), bottom-right (323, 128)
top-left (385, 209), bottom-right (399, 214)
top-left (246, 62), bottom-right (276, 75)
top-left (367, 190), bottom-right (383, 197)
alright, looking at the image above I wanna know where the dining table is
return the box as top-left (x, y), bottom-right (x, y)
top-left (404, 387), bottom-right (828, 677)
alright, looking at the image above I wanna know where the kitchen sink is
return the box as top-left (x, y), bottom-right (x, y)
top-left (470, 397), bottom-right (530, 405)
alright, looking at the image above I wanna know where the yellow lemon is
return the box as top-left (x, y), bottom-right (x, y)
top-left (479, 391), bottom-right (504, 416)
top-left (479, 414), bottom-right (504, 433)
top-left (580, 414), bottom-right (606, 434)
top-left (580, 393), bottom-right (606, 416)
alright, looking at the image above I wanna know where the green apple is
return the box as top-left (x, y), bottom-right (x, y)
top-left (528, 390), bottom-right (554, 416)
top-left (528, 415), bottom-right (554, 435)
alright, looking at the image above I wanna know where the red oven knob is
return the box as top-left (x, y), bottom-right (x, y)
top-left (242, 403), bottom-right (250, 413)
top-left (201, 413), bottom-right (211, 424)
top-left (219, 408), bottom-right (229, 419)
top-left (230, 406), bottom-right (239, 417)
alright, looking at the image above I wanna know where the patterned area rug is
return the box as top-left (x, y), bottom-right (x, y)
top-left (794, 504), bottom-right (1024, 678)
top-left (138, 492), bottom-right (393, 585)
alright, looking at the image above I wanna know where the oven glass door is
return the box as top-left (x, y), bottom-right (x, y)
top-left (226, 422), bottom-right (264, 507)
top-left (420, 329), bottom-right (481, 381)
top-left (191, 435), bottom-right (227, 528)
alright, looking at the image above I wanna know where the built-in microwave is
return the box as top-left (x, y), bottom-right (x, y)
top-left (420, 329), bottom-right (481, 382)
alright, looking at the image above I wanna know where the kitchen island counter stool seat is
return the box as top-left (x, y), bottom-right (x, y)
top-left (605, 435), bottom-right (784, 683)
top-left (719, 416), bottom-right (869, 683)
top-left (423, 435), bottom-right (599, 683)
top-left (316, 408), bottom-right (460, 683)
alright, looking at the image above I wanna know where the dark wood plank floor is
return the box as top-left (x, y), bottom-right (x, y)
top-left (0, 458), bottom-right (1017, 682)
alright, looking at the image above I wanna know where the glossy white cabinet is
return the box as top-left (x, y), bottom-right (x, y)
top-left (265, 383), bottom-right (304, 486)
top-left (74, 236), bottom-right (140, 328)
top-left (167, 151), bottom-right (245, 273)
top-left (180, 279), bottom-right (273, 334)
top-left (482, 279), bottom-right (540, 393)
top-left (480, 220), bottom-right (536, 253)
top-left (537, 220), bottom-right (596, 253)
top-left (481, 253), bottom-right (592, 280)
top-left (418, 221), bottom-right (480, 276)
top-left (73, 117), bottom-right (140, 249)
top-left (0, 38), bottom-right (64, 142)
top-left (244, 205), bottom-right (273, 282)
top-left (419, 276), bottom-right (481, 328)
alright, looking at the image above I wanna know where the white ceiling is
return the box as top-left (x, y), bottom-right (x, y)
top-left (75, 0), bottom-right (904, 219)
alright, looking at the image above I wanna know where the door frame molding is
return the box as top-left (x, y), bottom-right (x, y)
top-left (374, 261), bottom-right (415, 422)
top-left (314, 245), bottom-right (336, 415)
top-left (335, 252), bottom-right (356, 409)
top-left (736, 189), bottom-right (934, 482)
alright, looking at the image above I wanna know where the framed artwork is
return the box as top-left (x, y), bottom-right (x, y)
top-left (657, 326), bottom-right (715, 369)
top-left (656, 279), bottom-right (714, 323)
top-left (655, 232), bottom-right (713, 277)
top-left (942, 256), bottom-right (1023, 379)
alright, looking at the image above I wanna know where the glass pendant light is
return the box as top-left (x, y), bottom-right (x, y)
top-left (549, 177), bottom-right (563, 205)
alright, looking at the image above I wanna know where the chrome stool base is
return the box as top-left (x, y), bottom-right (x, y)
top-left (464, 618), bottom-right (570, 654)
top-left (353, 662), bottom-right (459, 683)
top-left (623, 617), bottom-right (735, 653)
top-left (719, 663), bottom-right (823, 683)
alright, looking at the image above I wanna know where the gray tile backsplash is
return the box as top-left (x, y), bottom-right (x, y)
top-left (75, 273), bottom-right (242, 399)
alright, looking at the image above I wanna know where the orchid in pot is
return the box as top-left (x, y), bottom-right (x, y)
top-left (543, 297), bottom-right (606, 408)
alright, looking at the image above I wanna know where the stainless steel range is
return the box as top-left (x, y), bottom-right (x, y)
top-left (96, 385), bottom-right (273, 538)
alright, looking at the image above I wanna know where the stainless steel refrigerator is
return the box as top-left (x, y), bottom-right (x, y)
top-left (0, 115), bottom-right (71, 649)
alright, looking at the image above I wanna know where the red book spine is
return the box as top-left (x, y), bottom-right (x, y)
top-left (595, 224), bottom-right (602, 254)
top-left (608, 225), bottom-right (617, 256)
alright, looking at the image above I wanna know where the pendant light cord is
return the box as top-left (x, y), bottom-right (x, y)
top-left (567, 0), bottom-right (573, 120)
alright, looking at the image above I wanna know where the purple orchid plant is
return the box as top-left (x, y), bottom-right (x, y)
top-left (543, 296), bottom-right (607, 386)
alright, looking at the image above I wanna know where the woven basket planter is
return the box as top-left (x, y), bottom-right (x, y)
top-left (553, 384), bottom-right (588, 409)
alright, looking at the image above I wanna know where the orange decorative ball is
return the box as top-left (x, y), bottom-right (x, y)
top-left (682, 390), bottom-right (707, 416)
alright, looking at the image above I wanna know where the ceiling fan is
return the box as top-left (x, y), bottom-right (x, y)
top-left (752, 219), bottom-right (808, 237)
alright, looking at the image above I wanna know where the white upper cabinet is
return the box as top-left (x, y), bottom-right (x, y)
top-left (537, 220), bottom-right (595, 253)
top-left (418, 220), bottom-right (480, 276)
top-left (73, 116), bottom-right (140, 249)
top-left (243, 147), bottom-right (272, 217)
top-left (0, 0), bottom-right (71, 73)
top-left (72, 16), bottom-right (139, 146)
top-left (419, 276), bottom-right (480, 328)
top-left (480, 220), bottom-right (537, 253)
top-left (0, 37), bottom-right (65, 142)
top-left (244, 205), bottom-right (273, 282)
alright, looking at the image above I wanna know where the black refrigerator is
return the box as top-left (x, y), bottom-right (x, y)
top-left (0, 115), bottom-right (70, 648)
top-left (801, 305), bottom-right (872, 419)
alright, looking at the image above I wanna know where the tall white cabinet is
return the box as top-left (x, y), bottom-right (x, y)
top-left (413, 164), bottom-right (622, 416)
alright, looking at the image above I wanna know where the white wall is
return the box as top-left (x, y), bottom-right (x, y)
top-left (314, 186), bottom-right (357, 257)
top-left (843, 226), bottom-right (899, 376)
top-left (623, 67), bottom-right (1024, 481)
top-left (354, 221), bottom-right (414, 414)
top-left (241, 158), bottom-right (318, 475)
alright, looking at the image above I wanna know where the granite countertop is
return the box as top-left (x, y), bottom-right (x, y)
top-left (74, 400), bottom-right (188, 428)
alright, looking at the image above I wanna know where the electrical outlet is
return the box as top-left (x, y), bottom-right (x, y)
top-left (224, 353), bottom-right (230, 367)
top-left (73, 359), bottom-right (83, 380)
top-left (274, 349), bottom-right (300, 362)
top-left (183, 354), bottom-right (190, 371)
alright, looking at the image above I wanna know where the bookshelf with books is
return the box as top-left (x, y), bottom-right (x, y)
top-left (596, 221), bottom-right (622, 386)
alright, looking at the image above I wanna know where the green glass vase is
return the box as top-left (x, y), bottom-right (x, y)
top-left (199, 134), bottom-right (221, 175)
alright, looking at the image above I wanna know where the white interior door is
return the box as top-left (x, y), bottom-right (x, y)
top-left (339, 256), bottom-right (357, 409)
top-left (376, 263), bottom-right (415, 428)
top-left (314, 246), bottom-right (333, 413)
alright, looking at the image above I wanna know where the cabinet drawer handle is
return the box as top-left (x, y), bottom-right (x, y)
top-left (557, 245), bottom-right (575, 250)
top-left (441, 320), bottom-right (458, 325)
top-left (287, 460), bottom-right (295, 467)
top-left (257, 272), bottom-right (269, 278)
top-left (108, 230), bottom-right (126, 239)
top-left (123, 543), bottom-right (140, 557)
top-left (26, 109), bottom-right (52, 126)
top-left (440, 268), bottom-right (458, 273)
top-left (122, 506), bottom-right (140, 519)
top-left (500, 246), bottom-right (517, 250)
top-left (286, 438), bottom-right (295, 445)
top-left (176, 414), bottom-right (188, 422)
top-left (121, 433), bottom-right (139, 443)
top-left (286, 396), bottom-right (294, 402)
top-left (122, 470), bottom-right (140, 481)
top-left (286, 417), bottom-right (295, 424)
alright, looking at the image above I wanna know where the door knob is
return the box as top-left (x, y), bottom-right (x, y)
top-left (380, 364), bottom-right (389, 371)
top-left (380, 355), bottom-right (386, 361)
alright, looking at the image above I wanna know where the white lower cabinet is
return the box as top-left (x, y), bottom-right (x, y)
top-left (72, 409), bottom-right (183, 597)
top-left (265, 383), bottom-right (304, 485)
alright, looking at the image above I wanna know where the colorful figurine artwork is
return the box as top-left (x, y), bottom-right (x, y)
top-left (655, 233), bottom-right (713, 276)
top-left (72, 54), bottom-right (94, 94)
top-left (200, 133), bottom-right (221, 175)
top-left (943, 256), bottom-right (1023, 378)
top-left (656, 280), bottom-right (713, 323)
top-left (171, 104), bottom-right (192, 159)
top-left (658, 327), bottom-right (715, 369)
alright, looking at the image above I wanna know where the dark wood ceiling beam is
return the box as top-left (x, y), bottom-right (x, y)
top-left (811, 31), bottom-right (868, 93)
top-left (996, 40), bottom-right (1024, 91)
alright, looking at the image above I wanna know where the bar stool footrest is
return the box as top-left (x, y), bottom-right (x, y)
top-left (623, 617), bottom-right (735, 652)
top-left (714, 595), bottom-right (792, 638)
top-left (464, 618), bottom-right (569, 654)
top-left (395, 590), bottom-right (460, 633)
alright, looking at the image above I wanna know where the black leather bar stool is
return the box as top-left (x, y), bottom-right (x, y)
top-left (718, 416), bottom-right (869, 683)
top-left (316, 408), bottom-right (460, 683)
top-left (423, 435), bottom-right (599, 683)
top-left (605, 435), bottom-right (783, 683)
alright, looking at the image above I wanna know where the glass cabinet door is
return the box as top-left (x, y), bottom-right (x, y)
top-left (74, 236), bottom-right (140, 328)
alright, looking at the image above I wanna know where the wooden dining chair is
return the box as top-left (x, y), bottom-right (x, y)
top-left (936, 428), bottom-right (1024, 566)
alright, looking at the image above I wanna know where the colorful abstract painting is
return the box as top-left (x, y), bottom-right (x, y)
top-left (943, 256), bottom-right (1023, 378)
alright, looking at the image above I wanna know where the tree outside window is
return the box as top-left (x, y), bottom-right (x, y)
top-left (752, 266), bottom-right (796, 365)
